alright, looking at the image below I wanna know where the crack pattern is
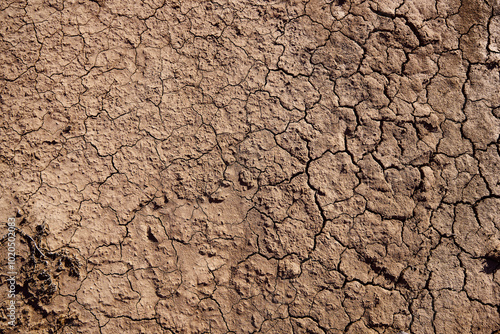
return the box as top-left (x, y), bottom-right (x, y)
top-left (1, 0), bottom-right (500, 333)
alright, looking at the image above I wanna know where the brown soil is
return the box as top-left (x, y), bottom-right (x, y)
top-left (1, 0), bottom-right (500, 333)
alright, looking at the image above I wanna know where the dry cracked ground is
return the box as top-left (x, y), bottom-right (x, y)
top-left (1, 0), bottom-right (500, 333)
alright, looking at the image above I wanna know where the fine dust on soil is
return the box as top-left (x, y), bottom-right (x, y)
top-left (1, 0), bottom-right (500, 333)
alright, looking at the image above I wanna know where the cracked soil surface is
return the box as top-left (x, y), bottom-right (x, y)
top-left (1, 0), bottom-right (500, 333)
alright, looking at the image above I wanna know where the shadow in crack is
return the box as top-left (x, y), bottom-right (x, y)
top-left (482, 258), bottom-right (500, 274)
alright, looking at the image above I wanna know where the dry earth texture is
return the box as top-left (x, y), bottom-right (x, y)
top-left (1, 0), bottom-right (500, 333)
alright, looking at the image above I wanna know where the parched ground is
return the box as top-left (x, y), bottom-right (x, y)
top-left (0, 0), bottom-right (500, 333)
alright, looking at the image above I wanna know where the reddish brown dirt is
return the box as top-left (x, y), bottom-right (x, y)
top-left (1, 0), bottom-right (500, 333)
